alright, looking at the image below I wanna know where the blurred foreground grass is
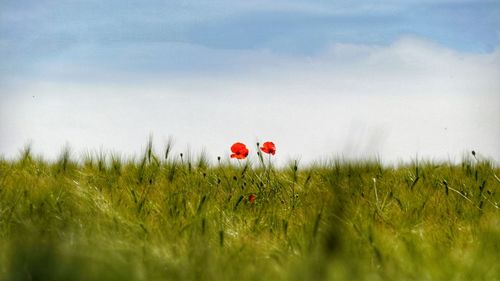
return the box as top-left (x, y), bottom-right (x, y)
top-left (0, 145), bottom-right (499, 281)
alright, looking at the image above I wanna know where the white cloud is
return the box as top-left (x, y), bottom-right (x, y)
top-left (1, 36), bottom-right (499, 165)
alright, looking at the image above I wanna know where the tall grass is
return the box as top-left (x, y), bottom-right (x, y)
top-left (0, 144), bottom-right (499, 281)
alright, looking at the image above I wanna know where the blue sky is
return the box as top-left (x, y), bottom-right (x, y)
top-left (1, 0), bottom-right (499, 80)
top-left (1, 1), bottom-right (499, 163)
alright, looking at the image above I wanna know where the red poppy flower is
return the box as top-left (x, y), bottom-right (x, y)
top-left (260, 141), bottom-right (276, 155)
top-left (230, 142), bottom-right (249, 159)
top-left (248, 194), bottom-right (256, 204)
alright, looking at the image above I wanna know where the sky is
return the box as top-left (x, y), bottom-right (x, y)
top-left (1, 0), bottom-right (499, 165)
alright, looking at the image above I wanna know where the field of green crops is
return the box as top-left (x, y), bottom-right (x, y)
top-left (1, 143), bottom-right (499, 281)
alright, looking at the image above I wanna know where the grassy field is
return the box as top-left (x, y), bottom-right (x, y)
top-left (1, 143), bottom-right (499, 281)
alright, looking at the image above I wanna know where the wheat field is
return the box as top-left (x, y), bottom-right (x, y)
top-left (0, 142), bottom-right (499, 281)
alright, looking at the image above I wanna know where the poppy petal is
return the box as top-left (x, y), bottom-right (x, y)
top-left (230, 142), bottom-right (249, 160)
top-left (260, 141), bottom-right (276, 155)
top-left (231, 142), bottom-right (246, 153)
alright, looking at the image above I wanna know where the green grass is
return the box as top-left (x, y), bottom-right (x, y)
top-left (0, 144), bottom-right (499, 281)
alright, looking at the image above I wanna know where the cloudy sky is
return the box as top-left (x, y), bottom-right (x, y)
top-left (1, 0), bottom-right (499, 165)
